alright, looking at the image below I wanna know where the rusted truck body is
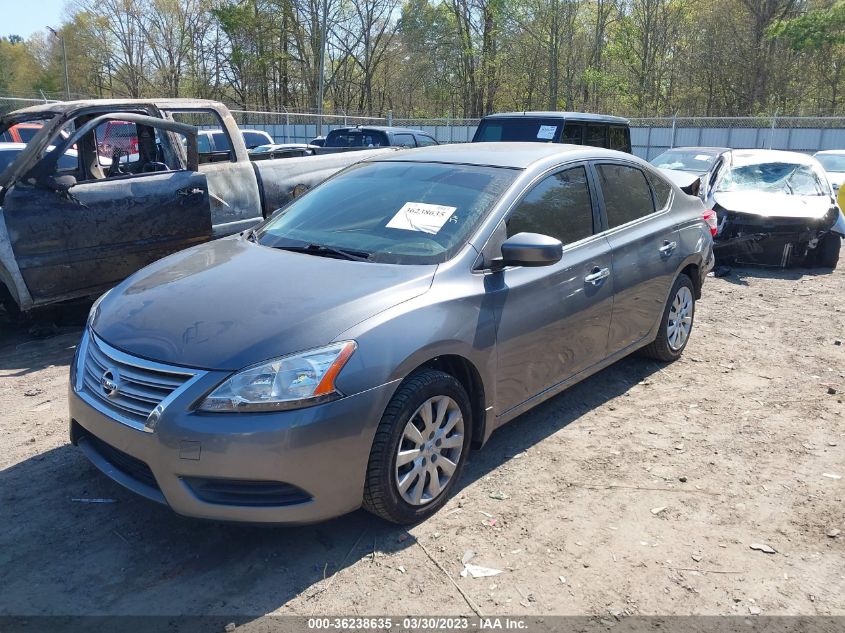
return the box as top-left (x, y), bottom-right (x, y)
top-left (0, 99), bottom-right (391, 314)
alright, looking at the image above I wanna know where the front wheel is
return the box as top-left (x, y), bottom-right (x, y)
top-left (641, 273), bottom-right (695, 362)
top-left (814, 232), bottom-right (841, 269)
top-left (363, 369), bottom-right (472, 524)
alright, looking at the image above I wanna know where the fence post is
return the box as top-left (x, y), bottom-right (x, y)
top-left (387, 110), bottom-right (393, 126)
top-left (448, 115), bottom-right (453, 143)
top-left (769, 110), bottom-right (777, 150)
top-left (670, 113), bottom-right (677, 149)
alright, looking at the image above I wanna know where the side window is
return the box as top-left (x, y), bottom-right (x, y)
top-left (608, 126), bottom-right (628, 152)
top-left (506, 166), bottom-right (594, 244)
top-left (417, 134), bottom-right (438, 147)
top-left (197, 134), bottom-right (212, 153)
top-left (393, 133), bottom-right (415, 148)
top-left (596, 164), bottom-right (656, 228)
top-left (95, 120), bottom-right (140, 169)
top-left (585, 124), bottom-right (607, 148)
top-left (561, 123), bottom-right (583, 145)
top-left (0, 130), bottom-right (10, 142)
top-left (648, 171), bottom-right (673, 209)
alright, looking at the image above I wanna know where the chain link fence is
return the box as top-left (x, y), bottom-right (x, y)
top-left (4, 95), bottom-right (845, 157)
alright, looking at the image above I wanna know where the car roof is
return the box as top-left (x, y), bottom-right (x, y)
top-left (728, 149), bottom-right (818, 167)
top-left (329, 126), bottom-right (426, 134)
top-left (4, 98), bottom-right (228, 118)
top-left (372, 142), bottom-right (637, 169)
top-left (814, 150), bottom-right (845, 156)
top-left (481, 111), bottom-right (629, 124)
top-left (657, 146), bottom-right (730, 154)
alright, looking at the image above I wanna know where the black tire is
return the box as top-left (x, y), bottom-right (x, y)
top-left (640, 273), bottom-right (695, 362)
top-left (0, 284), bottom-right (22, 321)
top-left (363, 369), bottom-right (472, 524)
top-left (815, 232), bottom-right (841, 269)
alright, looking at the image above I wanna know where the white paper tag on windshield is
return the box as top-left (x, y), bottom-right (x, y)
top-left (537, 125), bottom-right (557, 140)
top-left (695, 154), bottom-right (711, 161)
top-left (386, 202), bottom-right (457, 234)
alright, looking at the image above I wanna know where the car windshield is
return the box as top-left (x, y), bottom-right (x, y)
top-left (651, 150), bottom-right (719, 174)
top-left (473, 119), bottom-right (563, 142)
top-left (716, 161), bottom-right (825, 195)
top-left (815, 154), bottom-right (845, 173)
top-left (256, 161), bottom-right (518, 264)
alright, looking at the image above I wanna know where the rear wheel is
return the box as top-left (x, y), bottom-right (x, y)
top-left (641, 273), bottom-right (695, 362)
top-left (363, 369), bottom-right (471, 524)
top-left (814, 232), bottom-right (841, 269)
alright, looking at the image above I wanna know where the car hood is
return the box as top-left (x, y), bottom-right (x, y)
top-left (92, 237), bottom-right (436, 370)
top-left (713, 191), bottom-right (835, 220)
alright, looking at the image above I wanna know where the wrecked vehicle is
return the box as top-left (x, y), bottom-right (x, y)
top-left (660, 149), bottom-right (844, 268)
top-left (650, 146), bottom-right (730, 202)
top-left (0, 99), bottom-right (391, 315)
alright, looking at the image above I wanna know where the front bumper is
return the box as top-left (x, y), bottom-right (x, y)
top-left (713, 208), bottom-right (839, 266)
top-left (68, 341), bottom-right (397, 524)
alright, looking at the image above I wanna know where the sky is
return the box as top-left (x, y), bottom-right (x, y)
top-left (2, 0), bottom-right (68, 39)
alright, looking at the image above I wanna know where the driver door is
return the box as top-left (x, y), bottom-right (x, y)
top-left (2, 114), bottom-right (212, 303)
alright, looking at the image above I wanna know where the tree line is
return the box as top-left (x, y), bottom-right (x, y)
top-left (1, 0), bottom-right (844, 118)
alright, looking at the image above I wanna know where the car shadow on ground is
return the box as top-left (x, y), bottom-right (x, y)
top-left (718, 263), bottom-right (837, 287)
top-left (0, 336), bottom-right (662, 619)
top-left (0, 301), bottom-right (90, 376)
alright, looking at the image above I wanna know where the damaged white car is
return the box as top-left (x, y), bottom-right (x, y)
top-left (660, 149), bottom-right (844, 268)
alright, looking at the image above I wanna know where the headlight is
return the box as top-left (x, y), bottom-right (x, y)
top-left (198, 341), bottom-right (357, 413)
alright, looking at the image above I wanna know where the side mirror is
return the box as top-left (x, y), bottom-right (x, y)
top-left (48, 174), bottom-right (77, 192)
top-left (494, 232), bottom-right (563, 269)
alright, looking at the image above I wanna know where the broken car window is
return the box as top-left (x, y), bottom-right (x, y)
top-left (717, 162), bottom-right (826, 196)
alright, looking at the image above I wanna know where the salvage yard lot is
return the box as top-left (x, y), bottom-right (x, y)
top-left (0, 266), bottom-right (842, 618)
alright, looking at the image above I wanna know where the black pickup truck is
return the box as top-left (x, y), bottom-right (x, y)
top-left (0, 99), bottom-right (391, 314)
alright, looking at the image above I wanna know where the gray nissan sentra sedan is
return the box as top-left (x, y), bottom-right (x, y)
top-left (69, 143), bottom-right (714, 524)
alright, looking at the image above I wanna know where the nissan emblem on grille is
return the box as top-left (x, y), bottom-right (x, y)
top-left (100, 368), bottom-right (121, 399)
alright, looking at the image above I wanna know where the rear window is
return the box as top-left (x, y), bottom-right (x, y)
top-left (652, 150), bottom-right (720, 174)
top-left (326, 130), bottom-right (388, 148)
top-left (473, 119), bottom-right (563, 143)
top-left (15, 126), bottom-right (39, 143)
top-left (242, 131), bottom-right (270, 148)
top-left (210, 131), bottom-right (232, 152)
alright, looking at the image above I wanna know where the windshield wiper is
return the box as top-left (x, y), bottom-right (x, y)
top-left (272, 243), bottom-right (372, 262)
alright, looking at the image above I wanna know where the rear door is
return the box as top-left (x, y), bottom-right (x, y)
top-left (2, 114), bottom-right (212, 303)
top-left (492, 164), bottom-right (614, 415)
top-left (593, 161), bottom-right (681, 353)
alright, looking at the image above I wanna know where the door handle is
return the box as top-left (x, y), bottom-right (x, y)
top-left (177, 187), bottom-right (205, 197)
top-left (584, 267), bottom-right (610, 285)
top-left (659, 240), bottom-right (677, 255)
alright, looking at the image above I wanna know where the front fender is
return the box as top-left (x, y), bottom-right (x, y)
top-left (831, 208), bottom-right (845, 237)
top-left (332, 291), bottom-right (498, 431)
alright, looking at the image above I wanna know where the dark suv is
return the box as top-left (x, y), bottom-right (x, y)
top-left (473, 112), bottom-right (631, 153)
top-left (319, 126), bottom-right (438, 153)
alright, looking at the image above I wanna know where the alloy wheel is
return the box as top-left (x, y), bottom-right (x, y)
top-left (667, 285), bottom-right (694, 351)
top-left (395, 395), bottom-right (465, 506)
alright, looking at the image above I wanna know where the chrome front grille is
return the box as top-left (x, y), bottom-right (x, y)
top-left (75, 330), bottom-right (204, 432)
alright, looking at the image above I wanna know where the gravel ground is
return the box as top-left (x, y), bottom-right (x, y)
top-left (0, 265), bottom-right (842, 620)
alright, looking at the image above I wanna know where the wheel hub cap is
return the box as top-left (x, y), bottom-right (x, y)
top-left (667, 285), bottom-right (694, 351)
top-left (395, 395), bottom-right (464, 506)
